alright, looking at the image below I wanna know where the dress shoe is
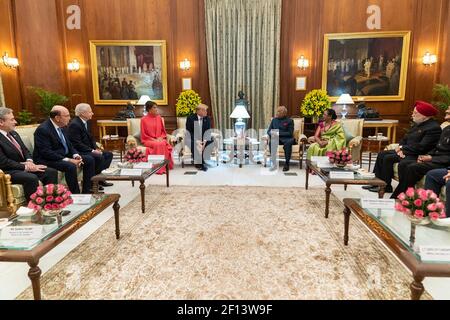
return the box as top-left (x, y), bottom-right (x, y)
top-left (200, 165), bottom-right (208, 172)
top-left (98, 185), bottom-right (104, 191)
top-left (384, 185), bottom-right (393, 193)
top-left (362, 185), bottom-right (375, 190)
top-left (99, 181), bottom-right (114, 187)
top-left (283, 165), bottom-right (290, 172)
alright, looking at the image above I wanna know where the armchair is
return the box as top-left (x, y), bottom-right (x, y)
top-left (175, 117), bottom-right (220, 168)
top-left (262, 117), bottom-right (307, 168)
top-left (339, 119), bottom-right (364, 164)
top-left (126, 118), bottom-right (177, 154)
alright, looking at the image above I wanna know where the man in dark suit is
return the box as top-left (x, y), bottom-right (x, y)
top-left (365, 101), bottom-right (441, 193)
top-left (267, 106), bottom-right (295, 172)
top-left (68, 103), bottom-right (113, 188)
top-left (391, 106), bottom-right (450, 198)
top-left (0, 107), bottom-right (58, 201)
top-left (186, 104), bottom-right (213, 171)
top-left (33, 105), bottom-right (95, 194)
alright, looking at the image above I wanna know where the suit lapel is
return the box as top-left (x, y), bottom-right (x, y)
top-left (48, 120), bottom-right (67, 150)
top-left (0, 132), bottom-right (24, 159)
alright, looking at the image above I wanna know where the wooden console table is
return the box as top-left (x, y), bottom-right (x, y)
top-left (363, 120), bottom-right (399, 144)
top-left (97, 120), bottom-right (128, 138)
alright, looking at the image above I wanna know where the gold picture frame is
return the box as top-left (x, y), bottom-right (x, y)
top-left (89, 40), bottom-right (168, 105)
top-left (322, 31), bottom-right (411, 102)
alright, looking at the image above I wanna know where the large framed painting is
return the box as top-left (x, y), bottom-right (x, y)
top-left (322, 31), bottom-right (411, 102)
top-left (89, 40), bottom-right (168, 105)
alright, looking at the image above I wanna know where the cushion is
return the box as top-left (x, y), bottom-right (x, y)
top-left (343, 125), bottom-right (355, 143)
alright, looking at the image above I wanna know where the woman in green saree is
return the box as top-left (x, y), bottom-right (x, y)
top-left (306, 109), bottom-right (346, 160)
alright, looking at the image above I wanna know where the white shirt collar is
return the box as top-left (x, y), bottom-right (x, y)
top-left (0, 129), bottom-right (9, 138)
top-left (50, 119), bottom-right (62, 131)
top-left (79, 117), bottom-right (88, 125)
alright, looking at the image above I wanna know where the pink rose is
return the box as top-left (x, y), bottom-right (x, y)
top-left (46, 196), bottom-right (54, 202)
top-left (397, 193), bottom-right (406, 201)
top-left (52, 203), bottom-right (60, 210)
top-left (404, 209), bottom-right (412, 215)
top-left (440, 211), bottom-right (446, 218)
top-left (46, 184), bottom-right (55, 194)
top-left (405, 188), bottom-right (415, 198)
top-left (401, 200), bottom-right (409, 207)
top-left (429, 192), bottom-right (437, 200)
top-left (37, 189), bottom-right (44, 196)
top-left (427, 203), bottom-right (437, 211)
top-left (413, 199), bottom-right (422, 207)
top-left (63, 193), bottom-right (69, 200)
top-left (44, 204), bottom-right (52, 210)
top-left (347, 155), bottom-right (352, 160)
top-left (418, 190), bottom-right (428, 201)
top-left (437, 202), bottom-right (445, 209)
top-left (55, 196), bottom-right (64, 203)
top-left (414, 210), bottom-right (424, 218)
top-left (429, 212), bottom-right (440, 220)
top-left (27, 201), bottom-right (34, 209)
top-left (395, 203), bottom-right (404, 211)
top-left (30, 193), bottom-right (37, 200)
top-left (36, 197), bottom-right (44, 204)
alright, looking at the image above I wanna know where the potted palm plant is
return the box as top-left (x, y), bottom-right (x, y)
top-left (432, 84), bottom-right (450, 127)
top-left (29, 86), bottom-right (69, 118)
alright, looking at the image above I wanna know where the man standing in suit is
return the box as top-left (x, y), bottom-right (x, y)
top-left (33, 105), bottom-right (95, 194)
top-left (365, 101), bottom-right (441, 193)
top-left (68, 103), bottom-right (113, 189)
top-left (186, 104), bottom-right (212, 171)
top-left (0, 107), bottom-right (58, 201)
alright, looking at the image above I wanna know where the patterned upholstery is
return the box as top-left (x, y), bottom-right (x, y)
top-left (262, 117), bottom-right (307, 168)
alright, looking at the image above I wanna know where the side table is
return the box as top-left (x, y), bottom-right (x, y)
top-left (101, 137), bottom-right (126, 162)
top-left (360, 137), bottom-right (390, 171)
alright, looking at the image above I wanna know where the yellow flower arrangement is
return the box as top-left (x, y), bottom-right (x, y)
top-left (300, 89), bottom-right (331, 118)
top-left (176, 90), bottom-right (202, 116)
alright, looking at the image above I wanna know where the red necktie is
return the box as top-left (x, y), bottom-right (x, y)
top-left (7, 133), bottom-right (24, 158)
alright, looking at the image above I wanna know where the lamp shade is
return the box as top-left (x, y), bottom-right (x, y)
top-left (336, 94), bottom-right (354, 105)
top-left (230, 105), bottom-right (250, 119)
top-left (136, 95), bottom-right (151, 105)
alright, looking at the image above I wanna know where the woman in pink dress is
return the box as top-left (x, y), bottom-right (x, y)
top-left (140, 101), bottom-right (174, 174)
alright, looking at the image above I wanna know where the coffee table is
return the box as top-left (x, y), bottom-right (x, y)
top-left (342, 198), bottom-right (450, 300)
top-left (91, 160), bottom-right (170, 213)
top-left (0, 193), bottom-right (120, 300)
top-left (305, 159), bottom-right (386, 218)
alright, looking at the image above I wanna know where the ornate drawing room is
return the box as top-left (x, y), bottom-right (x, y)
top-left (0, 0), bottom-right (450, 302)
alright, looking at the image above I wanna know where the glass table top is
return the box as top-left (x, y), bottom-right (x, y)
top-left (0, 194), bottom-right (109, 251)
top-left (355, 199), bottom-right (450, 264)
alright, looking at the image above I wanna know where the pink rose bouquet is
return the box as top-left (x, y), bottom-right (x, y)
top-left (326, 148), bottom-right (352, 167)
top-left (125, 147), bottom-right (147, 163)
top-left (27, 184), bottom-right (73, 211)
top-left (395, 187), bottom-right (446, 221)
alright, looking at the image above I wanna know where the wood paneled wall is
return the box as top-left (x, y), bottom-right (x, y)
top-left (0, 0), bottom-right (449, 139)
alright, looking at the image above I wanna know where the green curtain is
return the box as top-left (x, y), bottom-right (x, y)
top-left (204, 0), bottom-right (281, 133)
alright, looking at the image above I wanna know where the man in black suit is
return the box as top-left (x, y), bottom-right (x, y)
top-left (68, 103), bottom-right (113, 189)
top-left (0, 107), bottom-right (58, 201)
top-left (186, 104), bottom-right (213, 171)
top-left (33, 105), bottom-right (95, 194)
top-left (365, 101), bottom-right (442, 193)
top-left (391, 106), bottom-right (450, 198)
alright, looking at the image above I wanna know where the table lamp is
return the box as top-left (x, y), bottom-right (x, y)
top-left (336, 94), bottom-right (354, 119)
top-left (136, 95), bottom-right (151, 116)
top-left (230, 105), bottom-right (250, 138)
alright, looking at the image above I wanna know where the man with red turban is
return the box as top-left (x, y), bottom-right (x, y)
top-left (365, 101), bottom-right (441, 193)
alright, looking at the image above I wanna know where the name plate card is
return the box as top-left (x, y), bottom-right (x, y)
top-left (1, 226), bottom-right (43, 240)
top-left (420, 246), bottom-right (450, 262)
top-left (71, 194), bottom-right (92, 205)
top-left (134, 162), bottom-right (153, 169)
top-left (361, 199), bottom-right (395, 209)
top-left (311, 156), bottom-right (329, 163)
top-left (329, 171), bottom-right (354, 180)
top-left (120, 169), bottom-right (143, 176)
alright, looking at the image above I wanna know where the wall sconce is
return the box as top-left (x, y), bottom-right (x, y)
top-left (67, 59), bottom-right (80, 72)
top-left (297, 55), bottom-right (309, 70)
top-left (422, 52), bottom-right (437, 66)
top-left (2, 52), bottom-right (19, 69)
top-left (179, 58), bottom-right (191, 71)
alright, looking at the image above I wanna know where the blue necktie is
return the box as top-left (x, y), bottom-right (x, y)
top-left (57, 127), bottom-right (69, 154)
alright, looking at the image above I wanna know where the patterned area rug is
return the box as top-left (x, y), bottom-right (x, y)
top-left (18, 186), bottom-right (431, 300)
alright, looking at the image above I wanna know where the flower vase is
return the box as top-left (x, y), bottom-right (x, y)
top-left (311, 116), bottom-right (319, 124)
top-left (336, 163), bottom-right (346, 168)
top-left (407, 215), bottom-right (431, 226)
